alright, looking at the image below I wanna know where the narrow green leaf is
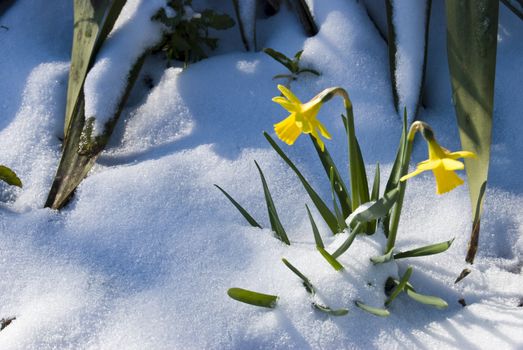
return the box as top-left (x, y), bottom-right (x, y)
top-left (331, 222), bottom-right (363, 259)
top-left (282, 258), bottom-right (314, 294)
top-left (387, 279), bottom-right (449, 309)
top-left (297, 68), bottom-right (321, 76)
top-left (232, 0), bottom-right (257, 51)
top-left (370, 249), bottom-right (394, 265)
top-left (46, 53), bottom-right (146, 209)
top-left (342, 113), bottom-right (370, 212)
top-left (312, 302), bottom-right (348, 316)
top-left (254, 161), bottom-right (290, 245)
top-left (368, 162), bottom-right (380, 234)
top-left (290, 0), bottom-right (318, 36)
top-left (0, 165), bottom-right (22, 188)
top-left (318, 247), bottom-right (344, 271)
top-left (263, 48), bottom-right (295, 73)
top-left (64, 0), bottom-right (126, 139)
top-left (371, 163), bottom-right (380, 202)
top-left (352, 188), bottom-right (399, 224)
top-left (405, 287), bottom-right (448, 309)
top-left (393, 238), bottom-right (454, 260)
top-left (385, 266), bottom-right (412, 307)
top-left (330, 167), bottom-right (346, 231)
top-left (272, 74), bottom-right (295, 81)
top-left (383, 110), bottom-right (407, 237)
top-left (310, 135), bottom-right (352, 218)
top-left (306, 204), bottom-right (324, 249)
top-left (355, 301), bottom-right (390, 317)
top-left (385, 0), bottom-right (431, 116)
top-left (446, 0), bottom-right (498, 264)
top-left (264, 132), bottom-right (339, 234)
top-left (228, 288), bottom-right (278, 308)
top-left (501, 0), bottom-right (523, 20)
top-left (214, 184), bottom-right (262, 228)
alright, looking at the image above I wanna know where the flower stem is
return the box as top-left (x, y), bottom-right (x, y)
top-left (385, 121), bottom-right (428, 253)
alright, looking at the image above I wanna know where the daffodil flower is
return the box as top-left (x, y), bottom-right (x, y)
top-left (273, 85), bottom-right (331, 151)
top-left (400, 139), bottom-right (476, 194)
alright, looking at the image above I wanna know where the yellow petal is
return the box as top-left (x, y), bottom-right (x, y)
top-left (317, 121), bottom-right (332, 140)
top-left (448, 150), bottom-right (476, 159)
top-left (272, 96), bottom-right (298, 112)
top-left (274, 116), bottom-right (301, 145)
top-left (432, 167), bottom-right (464, 194)
top-left (310, 128), bottom-right (325, 151)
top-left (277, 85), bottom-right (301, 104)
top-left (400, 166), bottom-right (429, 181)
top-left (441, 158), bottom-right (464, 171)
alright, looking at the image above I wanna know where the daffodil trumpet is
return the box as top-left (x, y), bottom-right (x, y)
top-left (386, 121), bottom-right (476, 252)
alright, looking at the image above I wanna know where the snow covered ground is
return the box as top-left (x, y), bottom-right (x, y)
top-left (0, 0), bottom-right (522, 349)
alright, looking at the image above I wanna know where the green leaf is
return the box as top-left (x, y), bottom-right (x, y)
top-left (370, 249), bottom-right (394, 265)
top-left (283, 258), bottom-right (347, 315)
top-left (282, 258), bottom-right (314, 294)
top-left (207, 12), bottom-right (235, 30)
top-left (501, 0), bottom-right (523, 20)
top-left (264, 132), bottom-right (339, 234)
top-left (385, 0), bottom-right (431, 116)
top-left (214, 184), bottom-right (262, 228)
top-left (254, 161), bottom-right (290, 245)
top-left (306, 204), bottom-right (324, 249)
top-left (232, 0), bottom-right (256, 51)
top-left (291, 0), bottom-right (318, 36)
top-left (64, 0), bottom-right (126, 139)
top-left (228, 288), bottom-right (278, 308)
top-left (297, 68), bottom-right (321, 76)
top-left (446, 0), bottom-right (498, 263)
top-left (351, 188), bottom-right (399, 225)
top-left (0, 165), bottom-right (22, 188)
top-left (383, 110), bottom-right (407, 237)
top-left (263, 48), bottom-right (295, 73)
top-left (368, 162), bottom-right (380, 234)
top-left (385, 266), bottom-right (412, 307)
top-left (318, 247), bottom-right (344, 271)
top-left (387, 279), bottom-right (448, 309)
top-left (46, 53), bottom-right (147, 209)
top-left (330, 167), bottom-right (346, 231)
top-left (331, 222), bottom-right (363, 259)
top-left (272, 74), bottom-right (295, 81)
top-left (355, 301), bottom-right (390, 317)
top-left (310, 135), bottom-right (352, 218)
top-left (393, 239), bottom-right (454, 259)
top-left (312, 302), bottom-right (348, 316)
top-left (342, 113), bottom-right (370, 213)
top-left (405, 287), bottom-right (448, 309)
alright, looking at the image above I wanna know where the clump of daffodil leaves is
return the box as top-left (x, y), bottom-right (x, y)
top-left (217, 85), bottom-right (475, 316)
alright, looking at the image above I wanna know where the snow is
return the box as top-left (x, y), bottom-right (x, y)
top-left (0, 0), bottom-right (522, 349)
top-left (391, 0), bottom-right (430, 119)
top-left (237, 0), bottom-right (257, 50)
top-left (83, 0), bottom-right (166, 136)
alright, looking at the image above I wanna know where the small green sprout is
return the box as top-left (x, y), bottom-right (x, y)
top-left (0, 165), bottom-right (21, 188)
top-left (263, 48), bottom-right (320, 82)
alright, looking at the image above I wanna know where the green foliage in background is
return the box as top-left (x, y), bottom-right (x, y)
top-left (154, 0), bottom-right (235, 67)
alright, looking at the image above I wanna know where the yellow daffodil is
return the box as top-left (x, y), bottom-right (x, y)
top-left (273, 85), bottom-right (331, 151)
top-left (400, 139), bottom-right (476, 195)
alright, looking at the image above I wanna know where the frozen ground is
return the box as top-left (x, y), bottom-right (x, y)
top-left (0, 0), bottom-right (522, 349)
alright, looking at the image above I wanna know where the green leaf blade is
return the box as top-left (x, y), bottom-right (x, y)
top-left (394, 239), bottom-right (454, 260)
top-left (405, 288), bottom-right (448, 309)
top-left (254, 161), bottom-right (290, 245)
top-left (0, 165), bottom-right (22, 188)
top-left (214, 184), bottom-right (262, 228)
top-left (355, 301), bottom-right (390, 317)
top-left (228, 288), bottom-right (278, 308)
top-left (264, 132), bottom-right (339, 234)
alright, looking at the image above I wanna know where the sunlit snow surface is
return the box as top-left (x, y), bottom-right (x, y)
top-left (0, 0), bottom-right (522, 349)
